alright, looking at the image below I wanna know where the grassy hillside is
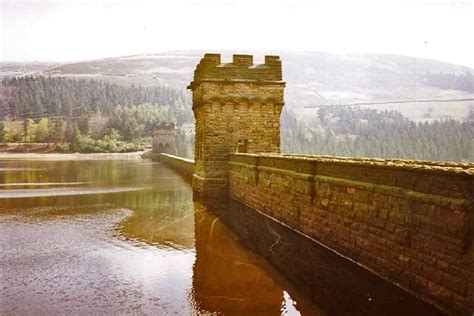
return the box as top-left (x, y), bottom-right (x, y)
top-left (0, 61), bottom-right (62, 79)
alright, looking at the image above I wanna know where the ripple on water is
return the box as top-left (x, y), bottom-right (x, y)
top-left (0, 182), bottom-right (91, 187)
top-left (0, 168), bottom-right (44, 171)
top-left (0, 187), bottom-right (151, 198)
top-left (1, 206), bottom-right (196, 315)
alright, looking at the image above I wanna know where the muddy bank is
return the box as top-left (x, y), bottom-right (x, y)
top-left (0, 143), bottom-right (66, 153)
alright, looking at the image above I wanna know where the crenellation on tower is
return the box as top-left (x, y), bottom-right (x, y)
top-left (232, 54), bottom-right (253, 66)
top-left (188, 53), bottom-right (283, 89)
top-left (188, 53), bottom-right (286, 196)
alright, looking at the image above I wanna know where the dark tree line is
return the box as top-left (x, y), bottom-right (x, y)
top-left (1, 76), bottom-right (193, 123)
top-left (419, 72), bottom-right (474, 93)
top-left (281, 106), bottom-right (474, 162)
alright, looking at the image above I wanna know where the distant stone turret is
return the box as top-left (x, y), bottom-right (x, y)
top-left (188, 53), bottom-right (285, 196)
top-left (152, 122), bottom-right (177, 155)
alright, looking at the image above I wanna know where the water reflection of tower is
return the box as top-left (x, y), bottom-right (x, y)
top-left (190, 199), bottom-right (283, 315)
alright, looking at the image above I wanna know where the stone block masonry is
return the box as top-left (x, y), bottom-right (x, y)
top-left (229, 153), bottom-right (474, 315)
top-left (188, 53), bottom-right (285, 197)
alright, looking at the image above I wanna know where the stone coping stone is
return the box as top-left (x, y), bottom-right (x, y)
top-left (230, 153), bottom-right (474, 176)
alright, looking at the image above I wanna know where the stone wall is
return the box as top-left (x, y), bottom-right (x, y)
top-left (229, 153), bottom-right (474, 315)
top-left (157, 153), bottom-right (194, 179)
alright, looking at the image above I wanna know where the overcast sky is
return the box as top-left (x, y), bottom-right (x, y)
top-left (1, 0), bottom-right (473, 67)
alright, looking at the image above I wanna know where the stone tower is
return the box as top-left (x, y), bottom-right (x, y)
top-left (188, 53), bottom-right (285, 196)
top-left (152, 122), bottom-right (177, 155)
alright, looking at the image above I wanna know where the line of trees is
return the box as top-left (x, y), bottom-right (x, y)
top-left (281, 106), bottom-right (474, 162)
top-left (0, 118), bottom-right (52, 143)
top-left (1, 75), bottom-right (192, 122)
top-left (419, 72), bottom-right (474, 93)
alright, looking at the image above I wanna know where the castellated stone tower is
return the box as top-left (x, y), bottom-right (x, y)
top-left (188, 53), bottom-right (285, 196)
top-left (152, 122), bottom-right (177, 155)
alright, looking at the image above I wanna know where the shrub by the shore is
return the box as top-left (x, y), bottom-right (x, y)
top-left (72, 130), bottom-right (145, 153)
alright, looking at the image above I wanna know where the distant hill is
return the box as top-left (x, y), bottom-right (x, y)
top-left (1, 51), bottom-right (474, 120)
top-left (0, 61), bottom-right (62, 78)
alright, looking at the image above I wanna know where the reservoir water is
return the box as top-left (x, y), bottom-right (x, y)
top-left (0, 158), bottom-right (443, 315)
top-left (0, 158), bottom-right (321, 315)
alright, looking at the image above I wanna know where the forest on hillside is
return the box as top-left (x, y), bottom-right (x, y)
top-left (0, 75), bottom-right (473, 162)
top-left (282, 106), bottom-right (474, 162)
top-left (0, 76), bottom-right (194, 154)
top-left (419, 72), bottom-right (474, 92)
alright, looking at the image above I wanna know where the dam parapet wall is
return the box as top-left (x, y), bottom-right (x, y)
top-left (229, 153), bottom-right (474, 315)
top-left (156, 153), bottom-right (195, 179)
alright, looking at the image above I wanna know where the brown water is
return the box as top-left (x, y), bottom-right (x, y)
top-left (0, 159), bottom-right (444, 315)
top-left (0, 159), bottom-right (322, 315)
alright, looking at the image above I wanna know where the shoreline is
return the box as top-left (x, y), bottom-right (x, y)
top-left (0, 151), bottom-right (147, 160)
